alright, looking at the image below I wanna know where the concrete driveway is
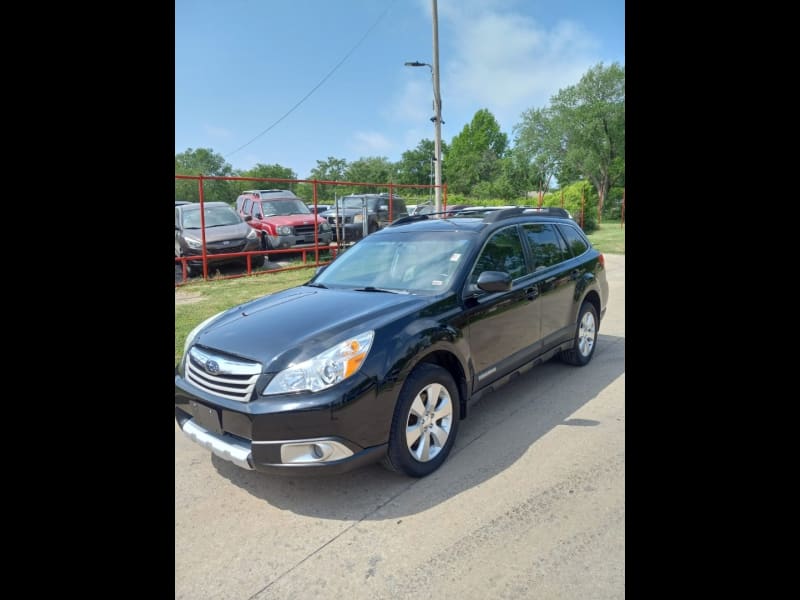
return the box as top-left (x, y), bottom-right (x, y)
top-left (175, 253), bottom-right (625, 599)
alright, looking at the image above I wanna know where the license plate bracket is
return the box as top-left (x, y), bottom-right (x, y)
top-left (190, 400), bottom-right (223, 435)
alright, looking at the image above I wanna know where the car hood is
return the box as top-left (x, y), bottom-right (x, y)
top-left (320, 208), bottom-right (363, 217)
top-left (192, 286), bottom-right (428, 371)
top-left (263, 214), bottom-right (324, 226)
top-left (183, 223), bottom-right (250, 242)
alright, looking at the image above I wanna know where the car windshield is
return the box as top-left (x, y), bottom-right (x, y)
top-left (313, 230), bottom-right (474, 294)
top-left (181, 206), bottom-right (241, 228)
top-left (261, 199), bottom-right (312, 216)
top-left (332, 197), bottom-right (372, 210)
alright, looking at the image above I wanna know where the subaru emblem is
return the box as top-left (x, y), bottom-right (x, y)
top-left (205, 360), bottom-right (220, 374)
top-left (222, 240), bottom-right (230, 245)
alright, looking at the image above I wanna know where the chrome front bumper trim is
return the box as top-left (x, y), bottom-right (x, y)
top-left (181, 419), bottom-right (253, 470)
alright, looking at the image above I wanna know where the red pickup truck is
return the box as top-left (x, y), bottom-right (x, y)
top-left (235, 190), bottom-right (333, 250)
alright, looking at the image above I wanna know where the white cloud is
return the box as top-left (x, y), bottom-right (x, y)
top-left (410, 0), bottom-right (603, 134)
top-left (349, 131), bottom-right (393, 155)
top-left (204, 124), bottom-right (233, 138)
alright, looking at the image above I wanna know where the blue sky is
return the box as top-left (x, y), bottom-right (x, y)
top-left (175, 0), bottom-right (624, 179)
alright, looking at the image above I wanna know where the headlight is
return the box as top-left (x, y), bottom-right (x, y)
top-left (264, 331), bottom-right (374, 394)
top-left (184, 236), bottom-right (202, 249)
top-left (320, 222), bottom-right (331, 232)
top-left (246, 228), bottom-right (257, 240)
top-left (182, 310), bottom-right (225, 358)
top-left (277, 225), bottom-right (292, 235)
top-left (353, 214), bottom-right (364, 224)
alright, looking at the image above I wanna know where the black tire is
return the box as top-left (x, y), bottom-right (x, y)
top-left (260, 231), bottom-right (273, 250)
top-left (383, 363), bottom-right (460, 477)
top-left (252, 255), bottom-right (265, 268)
top-left (561, 301), bottom-right (599, 366)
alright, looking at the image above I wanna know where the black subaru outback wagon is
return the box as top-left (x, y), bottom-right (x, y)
top-left (175, 207), bottom-right (609, 477)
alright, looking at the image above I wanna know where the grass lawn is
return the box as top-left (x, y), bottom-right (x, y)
top-left (587, 221), bottom-right (625, 255)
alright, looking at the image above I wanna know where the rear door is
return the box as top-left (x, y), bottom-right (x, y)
top-left (462, 225), bottom-right (542, 388)
top-left (521, 223), bottom-right (575, 347)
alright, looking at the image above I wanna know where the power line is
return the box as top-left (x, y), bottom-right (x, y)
top-left (225, 0), bottom-right (396, 159)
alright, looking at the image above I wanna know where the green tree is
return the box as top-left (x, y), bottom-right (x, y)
top-left (541, 180), bottom-right (599, 233)
top-left (343, 157), bottom-right (399, 194)
top-left (397, 139), bottom-right (436, 186)
top-left (445, 109), bottom-right (508, 195)
top-left (512, 107), bottom-right (560, 196)
top-left (232, 163), bottom-right (298, 198)
top-left (175, 147), bottom-right (235, 203)
top-left (515, 63), bottom-right (624, 213)
top-left (308, 157), bottom-right (349, 201)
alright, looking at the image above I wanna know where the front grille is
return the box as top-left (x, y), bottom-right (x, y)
top-left (294, 225), bottom-right (315, 236)
top-left (207, 241), bottom-right (246, 255)
top-left (186, 347), bottom-right (262, 402)
top-left (327, 216), bottom-right (352, 225)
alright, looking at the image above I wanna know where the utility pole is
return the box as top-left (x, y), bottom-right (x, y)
top-left (431, 0), bottom-right (443, 214)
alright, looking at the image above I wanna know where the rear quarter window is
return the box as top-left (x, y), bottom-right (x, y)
top-left (557, 223), bottom-right (590, 257)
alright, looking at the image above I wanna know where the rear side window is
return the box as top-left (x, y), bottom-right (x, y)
top-left (557, 224), bottom-right (589, 257)
top-left (522, 224), bottom-right (569, 270)
top-left (243, 198), bottom-right (252, 214)
top-left (469, 226), bottom-right (527, 285)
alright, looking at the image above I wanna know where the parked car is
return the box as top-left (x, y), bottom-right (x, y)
top-left (235, 189), bottom-right (333, 250)
top-left (175, 207), bottom-right (609, 477)
top-left (320, 193), bottom-right (408, 242)
top-left (175, 201), bottom-right (263, 276)
top-left (306, 203), bottom-right (332, 215)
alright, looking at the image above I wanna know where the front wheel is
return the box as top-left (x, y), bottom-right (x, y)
top-left (383, 364), bottom-right (460, 477)
top-left (560, 301), bottom-right (599, 366)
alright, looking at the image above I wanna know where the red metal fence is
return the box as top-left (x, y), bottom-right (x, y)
top-left (175, 175), bottom-right (446, 286)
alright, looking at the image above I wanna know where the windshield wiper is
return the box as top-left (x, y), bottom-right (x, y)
top-left (353, 286), bottom-right (399, 294)
top-left (306, 282), bottom-right (327, 289)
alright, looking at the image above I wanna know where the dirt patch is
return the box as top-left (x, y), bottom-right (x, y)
top-left (175, 290), bottom-right (203, 305)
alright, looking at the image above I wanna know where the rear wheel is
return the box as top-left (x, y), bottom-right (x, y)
top-left (252, 255), bottom-right (265, 268)
top-left (383, 364), bottom-right (460, 477)
top-left (561, 301), bottom-right (599, 366)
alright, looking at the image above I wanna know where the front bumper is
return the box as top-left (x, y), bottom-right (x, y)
top-left (175, 370), bottom-right (396, 474)
top-left (331, 223), bottom-right (369, 242)
top-left (184, 239), bottom-right (262, 266)
top-left (267, 231), bottom-right (333, 249)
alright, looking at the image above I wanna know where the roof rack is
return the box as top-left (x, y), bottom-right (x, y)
top-left (482, 207), bottom-right (525, 223)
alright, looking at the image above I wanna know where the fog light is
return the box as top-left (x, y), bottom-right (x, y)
top-left (279, 440), bottom-right (354, 464)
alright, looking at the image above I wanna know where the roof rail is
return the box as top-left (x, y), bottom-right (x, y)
top-left (389, 214), bottom-right (429, 226)
top-left (482, 207), bottom-right (525, 223)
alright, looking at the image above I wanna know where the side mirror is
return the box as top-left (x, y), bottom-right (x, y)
top-left (175, 225), bottom-right (180, 231)
top-left (244, 215), bottom-right (253, 222)
top-left (476, 271), bottom-right (512, 292)
top-left (255, 213), bottom-right (262, 220)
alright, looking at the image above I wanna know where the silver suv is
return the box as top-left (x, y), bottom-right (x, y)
top-left (175, 202), bottom-right (263, 276)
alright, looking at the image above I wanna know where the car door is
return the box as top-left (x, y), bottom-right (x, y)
top-left (462, 225), bottom-right (542, 389)
top-left (521, 223), bottom-right (576, 346)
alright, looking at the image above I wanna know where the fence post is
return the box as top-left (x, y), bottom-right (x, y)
top-left (388, 182), bottom-right (394, 222)
top-left (621, 187), bottom-right (625, 228)
top-left (198, 174), bottom-right (208, 280)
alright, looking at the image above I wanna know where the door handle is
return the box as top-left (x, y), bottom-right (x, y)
top-left (525, 286), bottom-right (539, 300)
